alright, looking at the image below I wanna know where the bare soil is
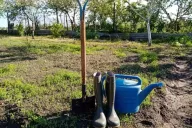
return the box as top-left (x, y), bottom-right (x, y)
top-left (134, 55), bottom-right (192, 128)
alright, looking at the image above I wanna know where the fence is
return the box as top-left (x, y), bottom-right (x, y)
top-left (0, 29), bottom-right (191, 41)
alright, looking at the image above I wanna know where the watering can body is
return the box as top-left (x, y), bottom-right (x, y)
top-left (114, 74), bottom-right (163, 114)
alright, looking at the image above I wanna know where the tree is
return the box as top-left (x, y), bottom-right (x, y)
top-left (127, 0), bottom-right (161, 46)
top-left (3, 0), bottom-right (21, 32)
top-left (41, 0), bottom-right (50, 29)
top-left (47, 0), bottom-right (78, 31)
top-left (57, 0), bottom-right (78, 31)
top-left (88, 0), bottom-right (114, 32)
top-left (16, 0), bottom-right (43, 39)
top-left (0, 0), bottom-right (3, 15)
top-left (158, 0), bottom-right (192, 32)
top-left (47, 0), bottom-right (60, 24)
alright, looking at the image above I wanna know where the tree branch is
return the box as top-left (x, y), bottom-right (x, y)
top-left (127, 1), bottom-right (146, 21)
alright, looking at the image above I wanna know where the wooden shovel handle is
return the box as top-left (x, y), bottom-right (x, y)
top-left (81, 12), bottom-right (86, 98)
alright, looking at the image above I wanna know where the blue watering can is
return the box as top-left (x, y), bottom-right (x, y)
top-left (114, 74), bottom-right (163, 114)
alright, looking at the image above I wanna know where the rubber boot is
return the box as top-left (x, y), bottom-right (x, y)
top-left (93, 72), bottom-right (106, 128)
top-left (106, 72), bottom-right (120, 127)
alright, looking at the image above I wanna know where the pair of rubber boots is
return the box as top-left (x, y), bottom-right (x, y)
top-left (93, 72), bottom-right (120, 128)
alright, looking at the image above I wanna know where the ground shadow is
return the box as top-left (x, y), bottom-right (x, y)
top-left (114, 63), bottom-right (186, 80)
top-left (0, 46), bottom-right (37, 64)
top-left (0, 103), bottom-right (94, 128)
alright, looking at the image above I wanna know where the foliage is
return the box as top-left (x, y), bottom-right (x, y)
top-left (50, 23), bottom-right (64, 38)
top-left (16, 24), bottom-right (24, 36)
top-left (0, 0), bottom-right (3, 15)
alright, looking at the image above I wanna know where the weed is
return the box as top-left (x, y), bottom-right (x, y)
top-left (117, 64), bottom-right (142, 75)
top-left (87, 45), bottom-right (106, 54)
top-left (0, 79), bottom-right (47, 103)
top-left (0, 88), bottom-right (7, 100)
top-left (186, 41), bottom-right (192, 47)
top-left (71, 90), bottom-right (82, 99)
top-left (129, 47), bottom-right (146, 54)
top-left (114, 50), bottom-right (127, 58)
top-left (147, 60), bottom-right (159, 72)
top-left (0, 64), bottom-right (16, 76)
top-left (43, 70), bottom-right (80, 88)
top-left (138, 73), bottom-right (158, 107)
top-left (23, 110), bottom-right (78, 128)
top-left (139, 52), bottom-right (158, 63)
top-left (119, 114), bottom-right (134, 124)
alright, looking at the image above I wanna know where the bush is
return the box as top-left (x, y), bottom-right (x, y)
top-left (86, 32), bottom-right (98, 39)
top-left (172, 41), bottom-right (183, 47)
top-left (50, 23), bottom-right (64, 38)
top-left (179, 35), bottom-right (191, 44)
top-left (186, 41), bottom-right (192, 47)
top-left (16, 24), bottom-right (24, 36)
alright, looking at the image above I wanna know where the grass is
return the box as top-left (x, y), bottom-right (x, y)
top-left (0, 64), bottom-right (16, 77)
top-left (119, 114), bottom-right (134, 124)
top-left (0, 79), bottom-right (47, 103)
top-left (0, 36), bottom-right (191, 127)
top-left (43, 70), bottom-right (80, 87)
top-left (138, 73), bottom-right (158, 107)
top-left (0, 37), bottom-right (108, 56)
top-left (139, 52), bottom-right (158, 63)
top-left (114, 50), bottom-right (127, 58)
top-left (26, 113), bottom-right (78, 128)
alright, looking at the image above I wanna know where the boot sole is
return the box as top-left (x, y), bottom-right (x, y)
top-left (107, 124), bottom-right (120, 128)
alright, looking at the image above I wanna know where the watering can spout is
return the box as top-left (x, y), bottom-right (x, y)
top-left (138, 82), bottom-right (163, 105)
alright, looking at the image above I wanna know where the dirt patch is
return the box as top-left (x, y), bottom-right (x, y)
top-left (134, 56), bottom-right (192, 128)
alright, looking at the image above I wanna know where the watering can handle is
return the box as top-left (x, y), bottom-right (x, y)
top-left (115, 74), bottom-right (142, 85)
top-left (101, 72), bottom-right (113, 97)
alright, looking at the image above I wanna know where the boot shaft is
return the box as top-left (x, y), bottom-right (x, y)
top-left (105, 72), bottom-right (120, 127)
top-left (106, 72), bottom-right (115, 108)
top-left (93, 72), bottom-right (103, 106)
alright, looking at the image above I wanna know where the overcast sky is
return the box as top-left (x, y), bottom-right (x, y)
top-left (0, 0), bottom-right (177, 28)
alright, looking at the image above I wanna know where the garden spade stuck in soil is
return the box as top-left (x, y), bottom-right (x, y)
top-left (72, 0), bottom-right (95, 114)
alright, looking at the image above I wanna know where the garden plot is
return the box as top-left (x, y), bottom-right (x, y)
top-left (0, 36), bottom-right (191, 128)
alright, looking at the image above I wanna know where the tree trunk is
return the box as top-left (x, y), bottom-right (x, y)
top-left (7, 12), bottom-right (9, 34)
top-left (27, 17), bottom-right (30, 32)
top-left (113, 2), bottom-right (116, 32)
top-left (56, 8), bottom-right (59, 24)
top-left (66, 15), bottom-right (68, 31)
top-left (60, 13), bottom-right (62, 25)
top-left (44, 13), bottom-right (46, 29)
top-left (32, 20), bottom-right (35, 39)
top-left (63, 13), bottom-right (65, 27)
top-left (147, 19), bottom-right (152, 47)
top-left (73, 10), bottom-right (76, 30)
top-left (70, 20), bottom-right (74, 31)
top-left (73, 16), bottom-right (76, 31)
top-left (93, 11), bottom-right (96, 32)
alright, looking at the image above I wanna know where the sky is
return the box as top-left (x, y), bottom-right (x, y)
top-left (0, 0), bottom-right (177, 28)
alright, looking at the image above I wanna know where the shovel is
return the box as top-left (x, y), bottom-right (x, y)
top-left (72, 0), bottom-right (95, 114)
